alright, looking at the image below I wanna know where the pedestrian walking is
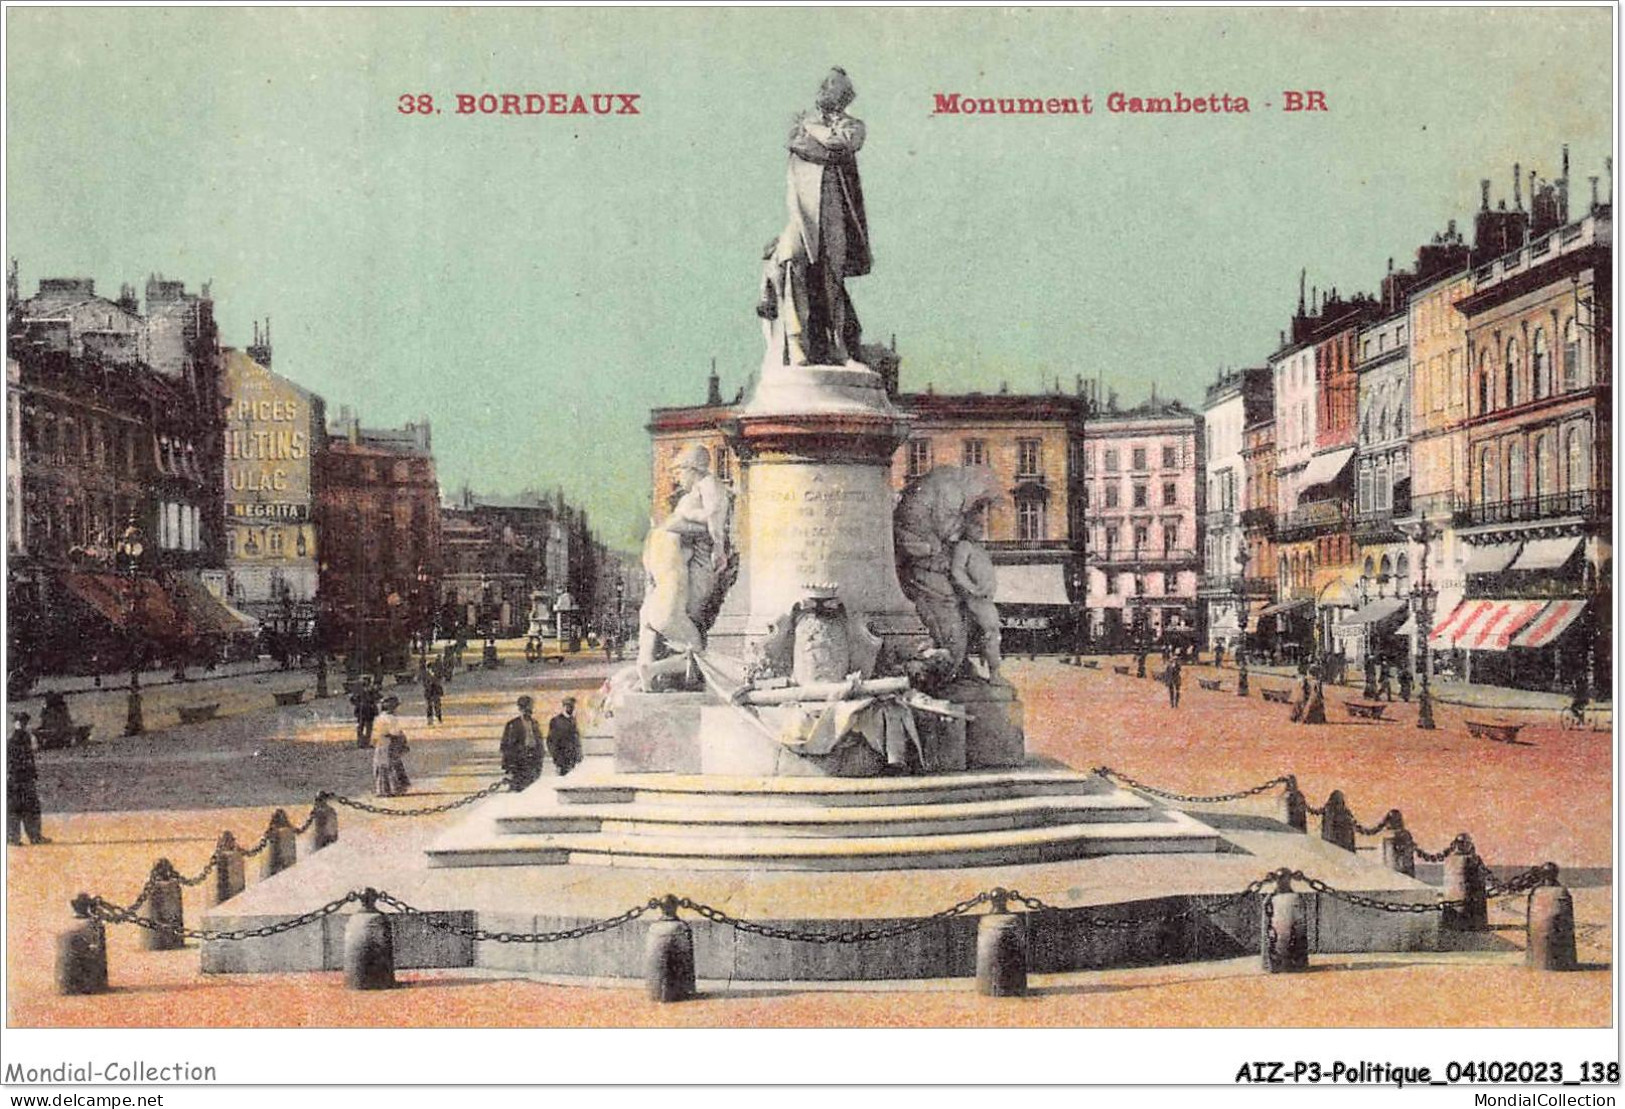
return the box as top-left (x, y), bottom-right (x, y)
top-left (1303, 678), bottom-right (1328, 725)
top-left (1289, 672), bottom-right (1312, 723)
top-left (547, 696), bottom-right (583, 777)
top-left (352, 678), bottom-right (379, 748)
top-left (1165, 657), bottom-right (1183, 709)
top-left (500, 696), bottom-right (545, 789)
top-left (7, 711), bottom-right (49, 845)
top-left (372, 695), bottom-right (411, 796)
top-left (1135, 648), bottom-right (1148, 679)
top-left (423, 665), bottom-right (444, 724)
top-left (1398, 664), bottom-right (1414, 703)
top-left (1214, 642), bottom-right (1226, 670)
top-left (1377, 662), bottom-right (1395, 702)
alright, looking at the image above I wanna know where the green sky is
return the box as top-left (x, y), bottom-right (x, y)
top-left (6, 7), bottom-right (1612, 549)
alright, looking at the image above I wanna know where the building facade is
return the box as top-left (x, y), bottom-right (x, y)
top-left (220, 348), bottom-right (325, 630)
top-left (1448, 201), bottom-right (1611, 693)
top-left (313, 409), bottom-right (441, 668)
top-left (7, 272), bottom-right (236, 676)
top-left (1199, 368), bottom-right (1270, 650)
top-left (1082, 397), bottom-right (1203, 648)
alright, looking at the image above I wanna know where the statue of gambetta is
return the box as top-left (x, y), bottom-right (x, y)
top-left (759, 67), bottom-right (872, 367)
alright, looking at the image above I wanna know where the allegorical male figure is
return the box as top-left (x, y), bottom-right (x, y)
top-left (764, 67), bottom-right (872, 366)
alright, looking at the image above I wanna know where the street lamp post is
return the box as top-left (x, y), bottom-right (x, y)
top-left (115, 518), bottom-right (146, 736)
top-left (480, 574), bottom-right (499, 666)
top-left (1359, 573), bottom-right (1378, 700)
top-left (615, 576), bottom-right (626, 660)
top-left (1233, 541), bottom-right (1250, 697)
top-left (1408, 519), bottom-right (1439, 730)
top-left (414, 563), bottom-right (432, 665)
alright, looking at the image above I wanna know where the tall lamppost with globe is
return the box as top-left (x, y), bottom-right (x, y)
top-left (115, 518), bottom-right (146, 736)
top-left (1408, 518), bottom-right (1439, 730)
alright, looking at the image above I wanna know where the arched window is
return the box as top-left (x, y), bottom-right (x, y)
top-left (1504, 337), bottom-right (1519, 408)
top-left (1566, 426), bottom-right (1589, 490)
top-left (1397, 553), bottom-right (1410, 582)
top-left (1563, 317), bottom-right (1580, 389)
top-left (1532, 328), bottom-right (1550, 399)
top-left (1363, 555), bottom-right (1375, 579)
top-left (1479, 447), bottom-right (1497, 503)
top-left (1534, 435), bottom-right (1551, 501)
top-left (1477, 351), bottom-right (1493, 414)
top-left (1379, 555), bottom-right (1393, 587)
top-left (1506, 441), bottom-right (1525, 503)
top-left (1396, 404), bottom-right (1407, 436)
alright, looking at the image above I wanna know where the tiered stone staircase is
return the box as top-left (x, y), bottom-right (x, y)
top-left (426, 764), bottom-right (1223, 871)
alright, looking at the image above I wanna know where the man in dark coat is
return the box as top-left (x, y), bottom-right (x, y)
top-left (423, 665), bottom-right (445, 725)
top-left (7, 711), bottom-right (49, 845)
top-left (547, 696), bottom-right (583, 777)
top-left (352, 678), bottom-right (379, 748)
top-left (500, 695), bottom-right (545, 789)
top-left (1165, 657), bottom-right (1183, 709)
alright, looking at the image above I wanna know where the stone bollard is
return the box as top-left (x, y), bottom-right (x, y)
top-left (210, 831), bottom-right (247, 906)
top-left (976, 890), bottom-right (1029, 997)
top-left (1318, 790), bottom-right (1356, 853)
top-left (259, 809), bottom-right (298, 880)
top-left (1260, 873), bottom-right (1309, 973)
top-left (57, 895), bottom-right (110, 995)
top-left (138, 860), bottom-right (186, 951)
top-left (1278, 777), bottom-right (1308, 833)
top-left (1442, 836), bottom-right (1488, 931)
top-left (343, 889), bottom-right (397, 990)
top-left (303, 795), bottom-right (339, 854)
top-left (1526, 868), bottom-right (1576, 971)
top-left (644, 896), bottom-right (695, 1003)
top-left (1381, 825), bottom-right (1417, 878)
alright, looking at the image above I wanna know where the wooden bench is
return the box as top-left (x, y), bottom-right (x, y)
top-left (395, 671), bottom-right (419, 685)
top-left (176, 703), bottom-right (221, 725)
top-left (1197, 678), bottom-right (1224, 692)
top-left (1466, 719), bottom-right (1526, 744)
top-left (1079, 659), bottom-right (1099, 669)
top-left (1261, 687), bottom-right (1293, 704)
top-left (272, 689), bottom-right (307, 707)
top-left (1113, 665), bottom-right (1131, 676)
top-left (1346, 701), bottom-right (1388, 722)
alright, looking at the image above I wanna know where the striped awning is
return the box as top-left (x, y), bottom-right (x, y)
top-left (1453, 599), bottom-right (1548, 651)
top-left (1511, 600), bottom-right (1588, 649)
top-left (1430, 600), bottom-right (1484, 646)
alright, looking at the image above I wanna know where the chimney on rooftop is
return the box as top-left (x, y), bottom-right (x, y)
top-left (1481, 179), bottom-right (1491, 211)
top-left (1514, 162), bottom-right (1523, 210)
top-left (706, 357), bottom-right (722, 406)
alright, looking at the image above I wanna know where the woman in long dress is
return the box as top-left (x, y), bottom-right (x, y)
top-left (372, 695), bottom-right (411, 796)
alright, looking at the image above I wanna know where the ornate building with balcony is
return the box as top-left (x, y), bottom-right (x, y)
top-left (1081, 394), bottom-right (1202, 648)
top-left (1446, 182), bottom-right (1610, 693)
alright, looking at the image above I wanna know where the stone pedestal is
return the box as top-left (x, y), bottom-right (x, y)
top-left (613, 692), bottom-right (710, 774)
top-left (945, 680), bottom-right (1025, 768)
top-left (708, 362), bottom-right (926, 659)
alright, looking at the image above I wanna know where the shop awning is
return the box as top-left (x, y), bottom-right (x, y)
top-left (1463, 541), bottom-right (1523, 575)
top-left (1299, 447), bottom-right (1356, 490)
top-left (1338, 597), bottom-right (1408, 627)
top-left (60, 572), bottom-right (191, 643)
top-left (1394, 614), bottom-right (1417, 637)
top-left (1511, 600), bottom-right (1588, 649)
top-left (1454, 599), bottom-right (1547, 651)
top-left (1257, 598), bottom-right (1312, 618)
top-left (1509, 535), bottom-right (1582, 572)
top-left (1431, 599), bottom-right (1487, 647)
top-left (167, 574), bottom-right (259, 636)
top-left (994, 563), bottom-right (1071, 606)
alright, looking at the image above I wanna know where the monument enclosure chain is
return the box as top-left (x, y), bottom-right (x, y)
top-left (1092, 767), bottom-right (1294, 805)
top-left (374, 892), bottom-right (657, 943)
top-left (89, 892), bottom-right (361, 942)
top-left (322, 777), bottom-right (512, 817)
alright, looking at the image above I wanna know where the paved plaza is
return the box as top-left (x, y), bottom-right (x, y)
top-left (5, 650), bottom-right (1611, 1027)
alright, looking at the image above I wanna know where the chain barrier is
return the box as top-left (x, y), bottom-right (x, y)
top-left (1412, 833), bottom-right (1472, 864)
top-left (1353, 810), bottom-right (1400, 837)
top-left (373, 891), bottom-right (658, 943)
top-left (1091, 767), bottom-right (1295, 805)
top-left (238, 825), bottom-right (275, 858)
top-left (675, 891), bottom-right (994, 944)
top-left (173, 855), bottom-right (219, 888)
top-left (81, 863), bottom-right (1565, 949)
top-left (321, 777), bottom-right (511, 817)
top-left (86, 891), bottom-right (360, 942)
